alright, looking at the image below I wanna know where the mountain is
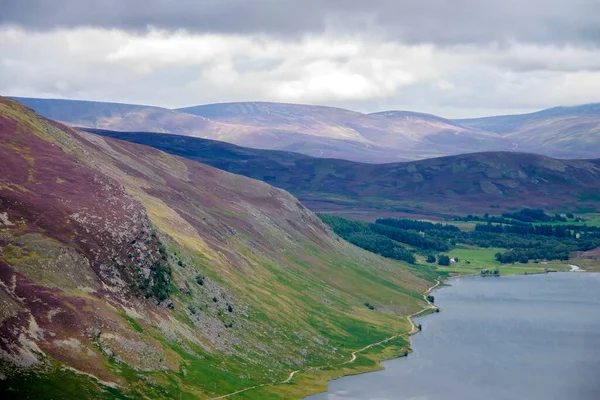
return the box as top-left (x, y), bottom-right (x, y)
top-left (7, 96), bottom-right (248, 137)
top-left (455, 103), bottom-right (600, 158)
top-left (369, 109), bottom-right (509, 152)
top-left (178, 101), bottom-right (512, 160)
top-left (10, 97), bottom-right (513, 163)
top-left (84, 129), bottom-right (600, 219)
top-left (0, 97), bottom-right (434, 399)
top-left (13, 96), bottom-right (600, 162)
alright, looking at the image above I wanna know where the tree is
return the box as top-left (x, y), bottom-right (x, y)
top-left (438, 255), bottom-right (451, 266)
top-left (426, 255), bottom-right (436, 263)
top-left (426, 295), bottom-right (435, 303)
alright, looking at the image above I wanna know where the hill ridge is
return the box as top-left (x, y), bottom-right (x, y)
top-left (82, 128), bottom-right (600, 219)
top-left (10, 96), bottom-right (600, 162)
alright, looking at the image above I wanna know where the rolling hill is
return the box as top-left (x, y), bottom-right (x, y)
top-left (0, 96), bottom-right (434, 399)
top-left (455, 103), bottom-right (600, 158)
top-left (12, 96), bottom-right (600, 162)
top-left (10, 97), bottom-right (513, 163)
top-left (83, 129), bottom-right (600, 219)
top-left (178, 102), bottom-right (511, 160)
top-left (7, 96), bottom-right (248, 137)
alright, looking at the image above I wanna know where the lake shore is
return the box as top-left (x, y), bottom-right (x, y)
top-left (306, 272), bottom-right (600, 400)
top-left (212, 267), bottom-right (598, 399)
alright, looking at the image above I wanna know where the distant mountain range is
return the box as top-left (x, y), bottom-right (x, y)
top-left (84, 129), bottom-right (600, 218)
top-left (456, 103), bottom-right (600, 158)
top-left (11, 96), bottom-right (598, 163)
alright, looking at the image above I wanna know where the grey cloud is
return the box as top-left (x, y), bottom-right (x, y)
top-left (2, 0), bottom-right (600, 46)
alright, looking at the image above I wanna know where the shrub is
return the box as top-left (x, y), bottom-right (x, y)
top-left (437, 255), bottom-right (451, 266)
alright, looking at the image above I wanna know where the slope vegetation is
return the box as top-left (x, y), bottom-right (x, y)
top-left (0, 97), bottom-right (434, 399)
top-left (8, 96), bottom-right (248, 138)
top-left (87, 130), bottom-right (600, 218)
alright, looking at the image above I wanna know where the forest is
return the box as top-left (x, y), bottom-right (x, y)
top-left (319, 211), bottom-right (600, 265)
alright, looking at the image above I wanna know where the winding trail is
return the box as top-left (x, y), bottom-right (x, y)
top-left (210, 279), bottom-right (441, 400)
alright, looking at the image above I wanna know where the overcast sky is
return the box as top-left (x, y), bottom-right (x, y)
top-left (1, 0), bottom-right (600, 117)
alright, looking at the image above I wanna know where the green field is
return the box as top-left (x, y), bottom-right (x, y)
top-left (575, 213), bottom-right (600, 227)
top-left (423, 245), bottom-right (566, 276)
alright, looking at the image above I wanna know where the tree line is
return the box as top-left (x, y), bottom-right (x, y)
top-left (319, 215), bottom-right (417, 264)
top-left (319, 214), bottom-right (600, 265)
top-left (376, 218), bottom-right (460, 232)
top-left (456, 208), bottom-right (590, 227)
top-left (474, 222), bottom-right (599, 238)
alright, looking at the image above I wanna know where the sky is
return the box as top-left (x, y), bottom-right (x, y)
top-left (1, 0), bottom-right (600, 118)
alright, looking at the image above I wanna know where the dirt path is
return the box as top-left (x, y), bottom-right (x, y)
top-left (210, 279), bottom-right (441, 399)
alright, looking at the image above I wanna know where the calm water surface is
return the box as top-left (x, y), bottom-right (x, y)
top-left (307, 273), bottom-right (600, 400)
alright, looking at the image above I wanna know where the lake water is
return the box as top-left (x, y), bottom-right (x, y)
top-left (307, 272), bottom-right (600, 400)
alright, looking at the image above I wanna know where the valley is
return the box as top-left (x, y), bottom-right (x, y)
top-left (3, 3), bottom-right (600, 399)
top-left (0, 97), bottom-right (437, 399)
top-left (1, 95), bottom-right (599, 399)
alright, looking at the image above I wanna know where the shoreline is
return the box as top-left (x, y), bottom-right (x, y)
top-left (210, 268), bottom-right (594, 399)
top-left (209, 279), bottom-right (443, 400)
top-left (304, 269), bottom-right (600, 397)
top-left (291, 268), bottom-right (594, 399)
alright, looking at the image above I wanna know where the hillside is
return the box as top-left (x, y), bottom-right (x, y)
top-left (84, 130), bottom-right (600, 219)
top-left (8, 96), bottom-right (248, 138)
top-left (0, 97), bottom-right (434, 399)
top-left (455, 103), bottom-right (600, 158)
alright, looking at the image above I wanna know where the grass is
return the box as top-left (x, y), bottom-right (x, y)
top-left (0, 361), bottom-right (129, 400)
top-left (430, 245), bottom-right (560, 276)
top-left (225, 335), bottom-right (411, 399)
top-left (578, 213), bottom-right (600, 227)
top-left (110, 233), bottom-right (434, 400)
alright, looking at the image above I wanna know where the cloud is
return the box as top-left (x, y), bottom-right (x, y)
top-left (2, 26), bottom-right (600, 117)
top-left (2, 0), bottom-right (600, 47)
top-left (1, 1), bottom-right (599, 118)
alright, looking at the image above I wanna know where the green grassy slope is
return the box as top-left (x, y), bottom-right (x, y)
top-left (0, 97), bottom-right (438, 399)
